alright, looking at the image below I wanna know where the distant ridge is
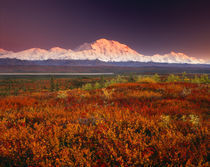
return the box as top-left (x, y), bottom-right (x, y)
top-left (0, 38), bottom-right (208, 64)
top-left (0, 58), bottom-right (209, 68)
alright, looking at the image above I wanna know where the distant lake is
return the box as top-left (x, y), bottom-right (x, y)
top-left (0, 73), bottom-right (114, 76)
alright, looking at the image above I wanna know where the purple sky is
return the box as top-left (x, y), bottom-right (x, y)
top-left (0, 0), bottom-right (210, 60)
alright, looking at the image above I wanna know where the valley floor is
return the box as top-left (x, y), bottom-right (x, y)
top-left (0, 76), bottom-right (209, 166)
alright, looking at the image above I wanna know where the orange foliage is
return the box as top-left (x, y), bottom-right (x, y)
top-left (0, 80), bottom-right (209, 166)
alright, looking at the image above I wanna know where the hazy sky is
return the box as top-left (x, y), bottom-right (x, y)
top-left (0, 0), bottom-right (210, 60)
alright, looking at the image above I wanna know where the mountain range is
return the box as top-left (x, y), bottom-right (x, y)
top-left (0, 38), bottom-right (209, 64)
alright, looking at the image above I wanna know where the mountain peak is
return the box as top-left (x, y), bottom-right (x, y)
top-left (0, 48), bottom-right (7, 52)
top-left (25, 48), bottom-right (47, 53)
top-left (92, 38), bottom-right (134, 50)
top-left (0, 48), bottom-right (13, 56)
top-left (94, 38), bottom-right (115, 44)
top-left (75, 38), bottom-right (116, 51)
top-left (0, 39), bottom-right (208, 64)
top-left (95, 38), bottom-right (110, 42)
top-left (94, 38), bottom-right (123, 45)
top-left (50, 47), bottom-right (67, 52)
top-left (72, 38), bottom-right (144, 62)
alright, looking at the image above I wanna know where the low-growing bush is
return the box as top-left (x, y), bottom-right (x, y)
top-left (166, 74), bottom-right (181, 82)
top-left (57, 90), bottom-right (68, 99)
top-left (82, 83), bottom-right (93, 90)
top-left (152, 73), bottom-right (161, 82)
top-left (191, 74), bottom-right (209, 84)
top-left (93, 82), bottom-right (101, 89)
top-left (104, 75), bottom-right (127, 87)
top-left (135, 74), bottom-right (161, 83)
top-left (0, 79), bottom-right (208, 166)
top-left (136, 76), bottom-right (157, 83)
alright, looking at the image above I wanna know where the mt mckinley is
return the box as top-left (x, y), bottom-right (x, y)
top-left (0, 39), bottom-right (208, 64)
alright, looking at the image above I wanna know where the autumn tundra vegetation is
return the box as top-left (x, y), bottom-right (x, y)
top-left (0, 73), bottom-right (209, 166)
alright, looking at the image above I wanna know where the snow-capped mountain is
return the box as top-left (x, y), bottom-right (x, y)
top-left (72, 38), bottom-right (148, 62)
top-left (0, 38), bottom-right (208, 64)
top-left (1, 48), bottom-right (71, 60)
top-left (5, 48), bottom-right (49, 60)
top-left (0, 49), bottom-right (13, 56)
top-left (151, 52), bottom-right (206, 64)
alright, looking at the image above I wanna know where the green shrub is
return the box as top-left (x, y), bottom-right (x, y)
top-left (13, 88), bottom-right (19, 96)
top-left (152, 73), bottom-right (161, 82)
top-left (104, 75), bottom-right (127, 87)
top-left (136, 75), bottom-right (157, 83)
top-left (200, 74), bottom-right (209, 83)
top-left (191, 74), bottom-right (209, 84)
top-left (166, 74), bottom-right (180, 82)
top-left (191, 75), bottom-right (200, 84)
top-left (99, 76), bottom-right (105, 87)
top-left (55, 82), bottom-right (59, 91)
top-left (50, 77), bottom-right (55, 92)
top-left (115, 75), bottom-right (127, 83)
top-left (82, 83), bottom-right (93, 90)
top-left (70, 79), bottom-right (84, 89)
top-left (127, 74), bottom-right (136, 82)
top-left (93, 82), bottom-right (101, 89)
top-left (180, 72), bottom-right (190, 82)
